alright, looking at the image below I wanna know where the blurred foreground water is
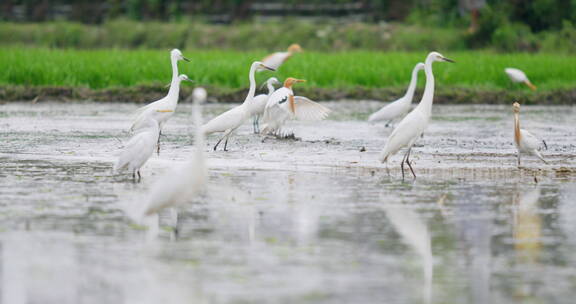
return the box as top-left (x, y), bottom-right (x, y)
top-left (1, 101), bottom-right (575, 303)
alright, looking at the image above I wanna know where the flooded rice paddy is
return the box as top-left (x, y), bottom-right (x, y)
top-left (1, 101), bottom-right (576, 303)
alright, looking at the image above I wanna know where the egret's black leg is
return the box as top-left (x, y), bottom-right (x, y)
top-left (137, 170), bottom-right (142, 182)
top-left (401, 150), bottom-right (409, 181)
top-left (213, 136), bottom-right (224, 151)
top-left (224, 138), bottom-right (229, 151)
top-left (157, 131), bottom-right (162, 155)
top-left (405, 147), bottom-right (416, 180)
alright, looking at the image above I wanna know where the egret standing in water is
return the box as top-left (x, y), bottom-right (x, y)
top-left (260, 78), bottom-right (331, 137)
top-left (114, 117), bottom-right (159, 181)
top-left (369, 62), bottom-right (425, 126)
top-left (130, 49), bottom-right (191, 153)
top-left (139, 87), bottom-right (209, 229)
top-left (505, 68), bottom-right (536, 91)
top-left (261, 44), bottom-right (303, 71)
top-left (380, 52), bottom-right (454, 180)
top-left (512, 102), bottom-right (547, 167)
top-left (249, 77), bottom-right (281, 133)
top-left (202, 61), bottom-right (275, 151)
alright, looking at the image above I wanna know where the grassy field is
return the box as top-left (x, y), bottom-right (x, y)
top-left (1, 47), bottom-right (575, 92)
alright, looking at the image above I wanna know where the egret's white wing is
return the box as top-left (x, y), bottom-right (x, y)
top-left (288, 96), bottom-right (331, 121)
top-left (260, 87), bottom-right (297, 133)
top-left (261, 103), bottom-right (291, 134)
top-left (368, 96), bottom-right (410, 122)
top-left (380, 109), bottom-right (428, 162)
top-left (201, 106), bottom-right (245, 135)
top-left (505, 68), bottom-right (528, 83)
top-left (114, 130), bottom-right (158, 172)
top-left (261, 52), bottom-right (288, 71)
top-left (141, 157), bottom-right (208, 216)
top-left (250, 94), bottom-right (269, 116)
top-left (520, 129), bottom-right (543, 151)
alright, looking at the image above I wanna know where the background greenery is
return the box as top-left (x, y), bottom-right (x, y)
top-left (1, 0), bottom-right (576, 53)
top-left (1, 20), bottom-right (576, 53)
top-left (2, 48), bottom-right (574, 90)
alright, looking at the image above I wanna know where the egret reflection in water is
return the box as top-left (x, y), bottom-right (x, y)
top-left (383, 203), bottom-right (433, 304)
top-left (453, 189), bottom-right (493, 304)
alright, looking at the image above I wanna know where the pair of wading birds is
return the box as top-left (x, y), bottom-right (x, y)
top-left (369, 60), bottom-right (546, 180)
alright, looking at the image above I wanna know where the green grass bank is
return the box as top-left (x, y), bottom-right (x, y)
top-left (1, 48), bottom-right (575, 104)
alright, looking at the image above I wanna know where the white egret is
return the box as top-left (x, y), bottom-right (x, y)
top-left (202, 61), bottom-right (275, 151)
top-left (512, 102), bottom-right (547, 167)
top-left (130, 49), bottom-right (191, 153)
top-left (505, 68), bottom-right (536, 91)
top-left (261, 44), bottom-right (303, 71)
top-left (249, 77), bottom-right (281, 133)
top-left (113, 117), bottom-right (159, 181)
top-left (380, 52), bottom-right (454, 180)
top-left (139, 87), bottom-right (208, 226)
top-left (369, 62), bottom-right (425, 126)
top-left (260, 77), bottom-right (331, 136)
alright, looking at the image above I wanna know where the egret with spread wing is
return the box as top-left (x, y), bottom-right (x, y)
top-left (260, 77), bottom-right (331, 136)
top-left (261, 44), bottom-right (302, 71)
top-left (369, 62), bottom-right (425, 126)
top-left (512, 102), bottom-right (547, 167)
top-left (505, 68), bottom-right (536, 91)
top-left (380, 52), bottom-right (454, 180)
top-left (249, 77), bottom-right (281, 133)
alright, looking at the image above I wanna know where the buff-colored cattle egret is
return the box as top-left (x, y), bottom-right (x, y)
top-left (138, 87), bottom-right (208, 227)
top-left (380, 52), bottom-right (454, 180)
top-left (249, 77), bottom-right (281, 133)
top-left (114, 117), bottom-right (159, 181)
top-left (260, 77), bottom-right (331, 136)
top-left (130, 49), bottom-right (191, 153)
top-left (261, 44), bottom-right (303, 71)
top-left (202, 61), bottom-right (275, 151)
top-left (505, 68), bottom-right (536, 91)
top-left (513, 102), bottom-right (547, 167)
top-left (369, 63), bottom-right (425, 126)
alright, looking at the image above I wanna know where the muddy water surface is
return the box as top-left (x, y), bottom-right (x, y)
top-left (1, 101), bottom-right (575, 303)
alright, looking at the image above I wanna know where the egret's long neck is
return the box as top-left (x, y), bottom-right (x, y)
top-left (404, 66), bottom-right (421, 101)
top-left (417, 57), bottom-right (435, 116)
top-left (193, 102), bottom-right (205, 162)
top-left (514, 113), bottom-right (521, 144)
top-left (266, 82), bottom-right (275, 95)
top-left (166, 78), bottom-right (181, 104)
top-left (242, 65), bottom-right (257, 105)
top-left (171, 56), bottom-right (179, 80)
